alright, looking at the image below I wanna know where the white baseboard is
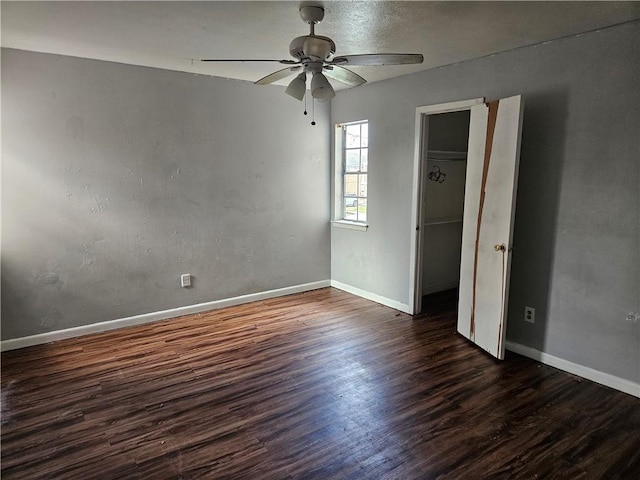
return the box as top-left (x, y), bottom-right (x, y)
top-left (505, 340), bottom-right (640, 398)
top-left (330, 280), bottom-right (412, 314)
top-left (0, 280), bottom-right (331, 352)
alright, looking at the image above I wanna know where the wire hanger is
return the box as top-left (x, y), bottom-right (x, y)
top-left (428, 165), bottom-right (446, 183)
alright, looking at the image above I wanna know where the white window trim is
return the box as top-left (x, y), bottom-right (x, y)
top-left (331, 220), bottom-right (369, 231)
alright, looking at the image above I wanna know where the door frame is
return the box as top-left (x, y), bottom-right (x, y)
top-left (409, 98), bottom-right (484, 315)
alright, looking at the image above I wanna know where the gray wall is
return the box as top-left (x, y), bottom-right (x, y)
top-left (1, 48), bottom-right (331, 340)
top-left (331, 23), bottom-right (639, 382)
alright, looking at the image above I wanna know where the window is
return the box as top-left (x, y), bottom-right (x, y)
top-left (340, 121), bottom-right (368, 223)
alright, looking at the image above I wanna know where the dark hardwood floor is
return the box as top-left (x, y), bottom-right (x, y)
top-left (1, 287), bottom-right (639, 479)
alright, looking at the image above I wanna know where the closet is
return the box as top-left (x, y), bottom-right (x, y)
top-left (412, 95), bottom-right (523, 357)
top-left (420, 110), bottom-right (470, 300)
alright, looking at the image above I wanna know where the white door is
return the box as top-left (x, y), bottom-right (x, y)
top-left (457, 95), bottom-right (524, 359)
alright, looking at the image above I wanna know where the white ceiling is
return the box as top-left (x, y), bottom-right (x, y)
top-left (2, 1), bottom-right (639, 90)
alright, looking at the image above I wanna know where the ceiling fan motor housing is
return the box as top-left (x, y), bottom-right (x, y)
top-left (289, 35), bottom-right (335, 61)
top-left (289, 36), bottom-right (308, 60)
top-left (303, 35), bottom-right (336, 61)
top-left (290, 6), bottom-right (334, 62)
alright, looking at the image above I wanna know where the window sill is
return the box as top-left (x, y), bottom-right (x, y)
top-left (331, 220), bottom-right (369, 232)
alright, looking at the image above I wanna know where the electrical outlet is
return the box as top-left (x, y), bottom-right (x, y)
top-left (180, 274), bottom-right (191, 288)
top-left (524, 306), bottom-right (535, 324)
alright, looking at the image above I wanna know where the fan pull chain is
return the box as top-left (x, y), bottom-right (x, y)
top-left (303, 90), bottom-right (308, 116)
top-left (302, 91), bottom-right (315, 126)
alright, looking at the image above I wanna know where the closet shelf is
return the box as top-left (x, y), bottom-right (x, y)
top-left (424, 215), bottom-right (463, 226)
top-left (427, 150), bottom-right (467, 162)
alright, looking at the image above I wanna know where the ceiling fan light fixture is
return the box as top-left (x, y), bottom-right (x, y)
top-left (311, 72), bottom-right (335, 101)
top-left (285, 72), bottom-right (307, 101)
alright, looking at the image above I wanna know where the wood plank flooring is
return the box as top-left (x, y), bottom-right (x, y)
top-left (1, 287), bottom-right (639, 479)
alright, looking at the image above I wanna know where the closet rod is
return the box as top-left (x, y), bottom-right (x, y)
top-left (427, 150), bottom-right (467, 162)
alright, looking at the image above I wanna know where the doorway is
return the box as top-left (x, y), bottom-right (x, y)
top-left (409, 98), bottom-right (483, 316)
top-left (419, 110), bottom-right (470, 310)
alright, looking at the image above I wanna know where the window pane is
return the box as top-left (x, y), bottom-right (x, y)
top-left (344, 197), bottom-right (358, 220)
top-left (361, 123), bottom-right (368, 148)
top-left (361, 148), bottom-right (368, 172)
top-left (344, 196), bottom-right (358, 208)
top-left (345, 124), bottom-right (361, 148)
top-left (345, 150), bottom-right (360, 172)
top-left (358, 198), bottom-right (367, 222)
top-left (344, 174), bottom-right (358, 196)
top-left (358, 174), bottom-right (367, 197)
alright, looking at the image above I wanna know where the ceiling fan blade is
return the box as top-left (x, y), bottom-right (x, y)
top-left (323, 65), bottom-right (366, 87)
top-left (329, 54), bottom-right (424, 66)
top-left (255, 66), bottom-right (302, 85)
top-left (201, 59), bottom-right (299, 65)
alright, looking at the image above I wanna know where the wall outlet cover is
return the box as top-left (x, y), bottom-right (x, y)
top-left (181, 274), bottom-right (191, 288)
top-left (524, 306), bottom-right (535, 323)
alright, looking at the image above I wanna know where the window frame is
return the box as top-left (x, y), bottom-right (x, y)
top-left (334, 120), bottom-right (369, 228)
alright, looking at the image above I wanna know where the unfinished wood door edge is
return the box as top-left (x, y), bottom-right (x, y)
top-left (470, 100), bottom-right (499, 340)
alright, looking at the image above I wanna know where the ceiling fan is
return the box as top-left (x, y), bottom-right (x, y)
top-left (202, 5), bottom-right (423, 114)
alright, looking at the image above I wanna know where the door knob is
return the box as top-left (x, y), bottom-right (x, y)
top-left (494, 244), bottom-right (506, 252)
